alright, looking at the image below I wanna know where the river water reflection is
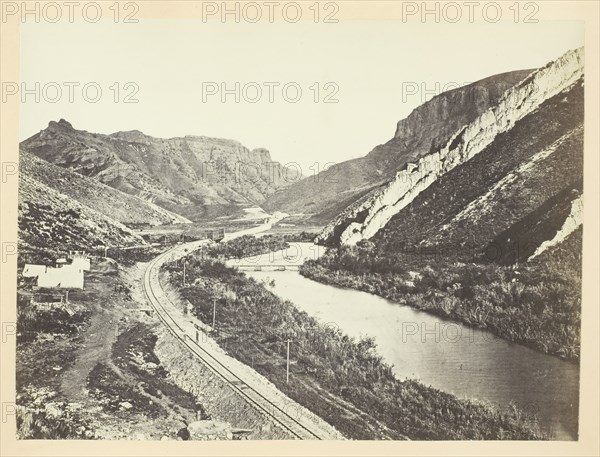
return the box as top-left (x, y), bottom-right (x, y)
top-left (241, 244), bottom-right (579, 440)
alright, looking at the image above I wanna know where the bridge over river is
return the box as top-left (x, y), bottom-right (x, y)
top-left (235, 264), bottom-right (300, 271)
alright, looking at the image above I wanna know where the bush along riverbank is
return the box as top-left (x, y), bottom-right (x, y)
top-left (299, 241), bottom-right (581, 361)
top-left (204, 233), bottom-right (315, 260)
top-left (204, 234), bottom-right (290, 260)
top-left (163, 256), bottom-right (547, 440)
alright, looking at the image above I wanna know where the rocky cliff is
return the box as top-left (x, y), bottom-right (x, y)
top-left (529, 194), bottom-right (583, 261)
top-left (317, 48), bottom-right (584, 246)
top-left (301, 50), bottom-right (584, 361)
top-left (263, 69), bottom-right (532, 221)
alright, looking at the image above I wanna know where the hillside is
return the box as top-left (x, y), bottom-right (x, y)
top-left (20, 151), bottom-right (189, 227)
top-left (19, 174), bottom-right (144, 251)
top-left (263, 69), bottom-right (533, 222)
top-left (301, 48), bottom-right (584, 359)
top-left (20, 120), bottom-right (290, 221)
top-left (317, 48), bottom-right (583, 247)
top-left (341, 78), bottom-right (584, 259)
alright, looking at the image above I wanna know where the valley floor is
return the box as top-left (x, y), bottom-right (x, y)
top-left (16, 224), bottom-right (573, 440)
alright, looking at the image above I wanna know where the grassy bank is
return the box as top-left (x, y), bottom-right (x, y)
top-left (164, 256), bottom-right (546, 440)
top-left (205, 235), bottom-right (290, 259)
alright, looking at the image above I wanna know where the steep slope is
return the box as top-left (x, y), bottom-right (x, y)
top-left (365, 77), bottom-right (584, 263)
top-left (20, 121), bottom-right (289, 221)
top-left (20, 151), bottom-right (189, 227)
top-left (317, 48), bottom-right (583, 246)
top-left (263, 69), bottom-right (532, 222)
top-left (19, 174), bottom-right (144, 251)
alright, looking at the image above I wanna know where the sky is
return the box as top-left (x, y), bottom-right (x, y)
top-left (19, 17), bottom-right (584, 173)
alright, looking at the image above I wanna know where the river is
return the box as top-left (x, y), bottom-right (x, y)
top-left (238, 243), bottom-right (580, 440)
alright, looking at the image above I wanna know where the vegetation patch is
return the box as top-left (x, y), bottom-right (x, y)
top-left (17, 295), bottom-right (90, 343)
top-left (204, 234), bottom-right (290, 259)
top-left (87, 362), bottom-right (162, 418)
top-left (107, 245), bottom-right (171, 266)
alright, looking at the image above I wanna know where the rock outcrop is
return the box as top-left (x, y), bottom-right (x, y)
top-left (529, 194), bottom-right (583, 261)
top-left (263, 69), bottom-right (532, 222)
top-left (317, 48), bottom-right (584, 245)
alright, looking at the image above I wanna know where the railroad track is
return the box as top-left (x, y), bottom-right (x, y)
top-left (142, 243), bottom-right (326, 440)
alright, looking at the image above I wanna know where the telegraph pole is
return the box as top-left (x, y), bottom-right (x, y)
top-left (285, 339), bottom-right (292, 383)
top-left (104, 246), bottom-right (108, 258)
top-left (182, 258), bottom-right (186, 286)
top-left (212, 298), bottom-right (216, 329)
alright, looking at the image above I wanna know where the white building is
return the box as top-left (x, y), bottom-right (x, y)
top-left (37, 264), bottom-right (84, 289)
top-left (56, 258), bottom-right (68, 267)
top-left (22, 253), bottom-right (90, 290)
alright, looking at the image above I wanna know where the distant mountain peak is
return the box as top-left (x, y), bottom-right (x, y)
top-left (47, 118), bottom-right (74, 131)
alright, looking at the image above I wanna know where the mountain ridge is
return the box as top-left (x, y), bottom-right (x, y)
top-left (298, 47), bottom-right (584, 362)
top-left (20, 121), bottom-right (291, 222)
